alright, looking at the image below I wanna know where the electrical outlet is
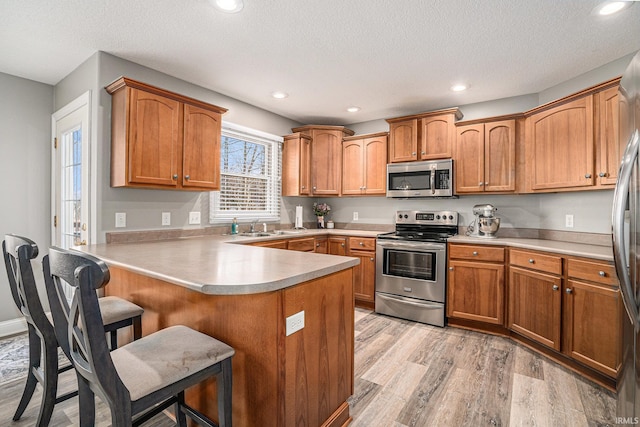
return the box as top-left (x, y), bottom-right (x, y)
top-left (286, 311), bottom-right (305, 336)
top-left (162, 212), bottom-right (171, 226)
top-left (565, 214), bottom-right (574, 228)
top-left (353, 211), bottom-right (359, 221)
top-left (189, 211), bottom-right (201, 225)
top-left (115, 212), bottom-right (126, 228)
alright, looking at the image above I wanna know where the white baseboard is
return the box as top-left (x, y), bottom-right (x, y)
top-left (0, 317), bottom-right (27, 338)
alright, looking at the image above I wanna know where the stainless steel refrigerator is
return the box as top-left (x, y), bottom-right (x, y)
top-left (613, 49), bottom-right (640, 421)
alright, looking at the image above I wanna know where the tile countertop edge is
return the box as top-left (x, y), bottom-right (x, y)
top-left (448, 235), bottom-right (615, 262)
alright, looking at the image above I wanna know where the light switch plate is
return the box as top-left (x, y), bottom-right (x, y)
top-left (565, 214), bottom-right (574, 228)
top-left (162, 212), bottom-right (171, 226)
top-left (353, 211), bottom-right (359, 221)
top-left (286, 311), bottom-right (305, 336)
top-left (189, 211), bottom-right (201, 225)
top-left (115, 212), bottom-right (126, 228)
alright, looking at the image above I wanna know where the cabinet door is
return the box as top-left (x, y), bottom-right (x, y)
top-left (315, 237), bottom-right (328, 254)
top-left (388, 119), bottom-right (418, 163)
top-left (448, 260), bottom-right (504, 325)
top-left (484, 120), bottom-right (516, 192)
top-left (508, 266), bottom-right (562, 350)
top-left (455, 124), bottom-right (485, 193)
top-left (311, 130), bottom-right (342, 195)
top-left (565, 279), bottom-right (620, 377)
top-left (597, 86), bottom-right (621, 186)
top-left (282, 135), bottom-right (301, 196)
top-left (182, 104), bottom-right (221, 189)
top-left (300, 135), bottom-right (311, 195)
top-left (527, 96), bottom-right (594, 190)
top-left (328, 237), bottom-right (347, 256)
top-left (342, 138), bottom-right (364, 195)
top-left (288, 237), bottom-right (316, 252)
top-left (127, 88), bottom-right (181, 187)
top-left (350, 250), bottom-right (375, 304)
top-left (420, 114), bottom-right (454, 159)
top-left (363, 135), bottom-right (387, 194)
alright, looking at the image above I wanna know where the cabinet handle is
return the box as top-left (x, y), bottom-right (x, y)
top-left (472, 251), bottom-right (478, 256)
top-left (585, 173), bottom-right (592, 179)
top-left (412, 152), bottom-right (417, 156)
top-left (449, 267), bottom-right (454, 271)
top-left (301, 185), bottom-right (306, 189)
top-left (421, 151), bottom-right (426, 155)
top-left (528, 259), bottom-right (534, 263)
top-left (370, 257), bottom-right (374, 261)
top-left (599, 172), bottom-right (606, 177)
top-left (552, 285), bottom-right (559, 291)
top-left (172, 174), bottom-right (178, 180)
top-left (599, 271), bottom-right (606, 277)
top-left (359, 242), bottom-right (364, 246)
top-left (341, 243), bottom-right (345, 247)
top-left (316, 243), bottom-right (320, 247)
top-left (185, 175), bottom-right (190, 180)
top-left (313, 186), bottom-right (317, 190)
top-left (566, 288), bottom-right (573, 294)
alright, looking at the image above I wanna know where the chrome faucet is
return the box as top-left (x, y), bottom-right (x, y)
top-left (250, 219), bottom-right (260, 233)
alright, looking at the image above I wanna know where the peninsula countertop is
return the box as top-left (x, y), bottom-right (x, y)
top-left (78, 234), bottom-right (360, 295)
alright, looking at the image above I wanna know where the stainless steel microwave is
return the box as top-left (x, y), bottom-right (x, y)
top-left (386, 159), bottom-right (454, 198)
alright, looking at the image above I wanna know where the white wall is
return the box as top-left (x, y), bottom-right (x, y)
top-left (0, 72), bottom-right (53, 324)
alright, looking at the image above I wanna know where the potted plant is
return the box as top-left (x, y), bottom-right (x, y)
top-left (313, 202), bottom-right (331, 229)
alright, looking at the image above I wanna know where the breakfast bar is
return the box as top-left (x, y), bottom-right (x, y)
top-left (79, 236), bottom-right (359, 427)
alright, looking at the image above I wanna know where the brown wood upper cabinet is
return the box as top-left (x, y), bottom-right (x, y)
top-left (282, 132), bottom-right (312, 196)
top-left (106, 77), bottom-right (227, 191)
top-left (386, 108), bottom-right (462, 163)
top-left (454, 118), bottom-right (518, 194)
top-left (291, 125), bottom-right (354, 196)
top-left (523, 77), bottom-right (621, 193)
top-left (342, 132), bottom-right (388, 195)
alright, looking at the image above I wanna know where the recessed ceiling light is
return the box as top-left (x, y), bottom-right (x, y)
top-left (347, 106), bottom-right (361, 113)
top-left (210, 0), bottom-right (244, 13)
top-left (593, 1), bottom-right (632, 16)
top-left (271, 91), bottom-right (288, 99)
top-left (451, 84), bottom-right (468, 92)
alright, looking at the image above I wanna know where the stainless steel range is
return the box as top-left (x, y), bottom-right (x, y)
top-left (375, 210), bottom-right (458, 327)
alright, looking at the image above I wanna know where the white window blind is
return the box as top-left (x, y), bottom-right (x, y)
top-left (209, 122), bottom-right (282, 223)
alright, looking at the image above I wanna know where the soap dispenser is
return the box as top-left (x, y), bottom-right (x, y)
top-left (231, 218), bottom-right (239, 235)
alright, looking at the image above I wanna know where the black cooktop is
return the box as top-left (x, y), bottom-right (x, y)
top-left (377, 210), bottom-right (459, 243)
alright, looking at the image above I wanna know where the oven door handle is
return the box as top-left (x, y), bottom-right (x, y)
top-left (376, 241), bottom-right (445, 250)
top-left (377, 292), bottom-right (443, 309)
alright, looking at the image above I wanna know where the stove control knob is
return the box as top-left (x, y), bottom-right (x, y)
top-left (398, 214), bottom-right (402, 219)
top-left (404, 214), bottom-right (408, 219)
top-left (449, 215), bottom-right (454, 220)
top-left (436, 215), bottom-right (441, 219)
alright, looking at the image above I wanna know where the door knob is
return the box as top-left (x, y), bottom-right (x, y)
top-left (185, 175), bottom-right (190, 180)
top-left (552, 285), bottom-right (559, 291)
top-left (566, 288), bottom-right (573, 294)
top-left (585, 173), bottom-right (592, 179)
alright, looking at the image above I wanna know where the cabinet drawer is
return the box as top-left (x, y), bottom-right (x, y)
top-left (510, 249), bottom-right (562, 275)
top-left (448, 244), bottom-right (505, 262)
top-left (348, 237), bottom-right (376, 251)
top-left (287, 237), bottom-right (316, 252)
top-left (567, 258), bottom-right (618, 286)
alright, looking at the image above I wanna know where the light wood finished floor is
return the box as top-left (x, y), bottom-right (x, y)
top-left (0, 308), bottom-right (617, 426)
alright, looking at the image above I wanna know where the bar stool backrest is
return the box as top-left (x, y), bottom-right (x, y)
top-left (2, 235), bottom-right (53, 338)
top-left (43, 247), bottom-right (130, 405)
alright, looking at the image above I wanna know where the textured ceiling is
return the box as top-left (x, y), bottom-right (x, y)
top-left (1, 0), bottom-right (640, 125)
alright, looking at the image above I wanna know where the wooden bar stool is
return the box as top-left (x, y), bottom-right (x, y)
top-left (2, 234), bottom-right (144, 426)
top-left (44, 246), bottom-right (234, 427)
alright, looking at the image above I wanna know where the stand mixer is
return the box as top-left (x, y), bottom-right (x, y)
top-left (467, 204), bottom-right (500, 238)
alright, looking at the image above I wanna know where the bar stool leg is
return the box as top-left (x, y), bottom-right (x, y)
top-left (175, 391), bottom-right (188, 427)
top-left (217, 358), bottom-right (233, 427)
top-left (36, 339), bottom-right (59, 427)
top-left (13, 326), bottom-right (40, 421)
top-left (133, 315), bottom-right (142, 340)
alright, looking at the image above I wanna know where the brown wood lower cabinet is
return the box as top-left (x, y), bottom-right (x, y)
top-left (447, 244), bottom-right (505, 325)
top-left (328, 237), bottom-right (347, 256)
top-left (347, 237), bottom-right (376, 309)
top-left (447, 243), bottom-right (621, 387)
top-left (508, 266), bottom-right (562, 351)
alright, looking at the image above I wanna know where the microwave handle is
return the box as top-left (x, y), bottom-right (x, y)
top-left (430, 167), bottom-right (436, 195)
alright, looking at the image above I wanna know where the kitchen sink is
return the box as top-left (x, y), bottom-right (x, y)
top-left (238, 232), bottom-right (272, 237)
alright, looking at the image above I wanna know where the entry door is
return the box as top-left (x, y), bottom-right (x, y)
top-left (52, 92), bottom-right (91, 249)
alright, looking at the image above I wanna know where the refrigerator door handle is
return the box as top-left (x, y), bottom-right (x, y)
top-left (613, 129), bottom-right (640, 327)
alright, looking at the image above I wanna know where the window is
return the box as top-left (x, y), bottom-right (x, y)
top-left (209, 122), bottom-right (282, 223)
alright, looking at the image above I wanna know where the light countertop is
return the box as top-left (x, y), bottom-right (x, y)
top-left (79, 234), bottom-right (360, 296)
top-left (448, 235), bottom-right (614, 261)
